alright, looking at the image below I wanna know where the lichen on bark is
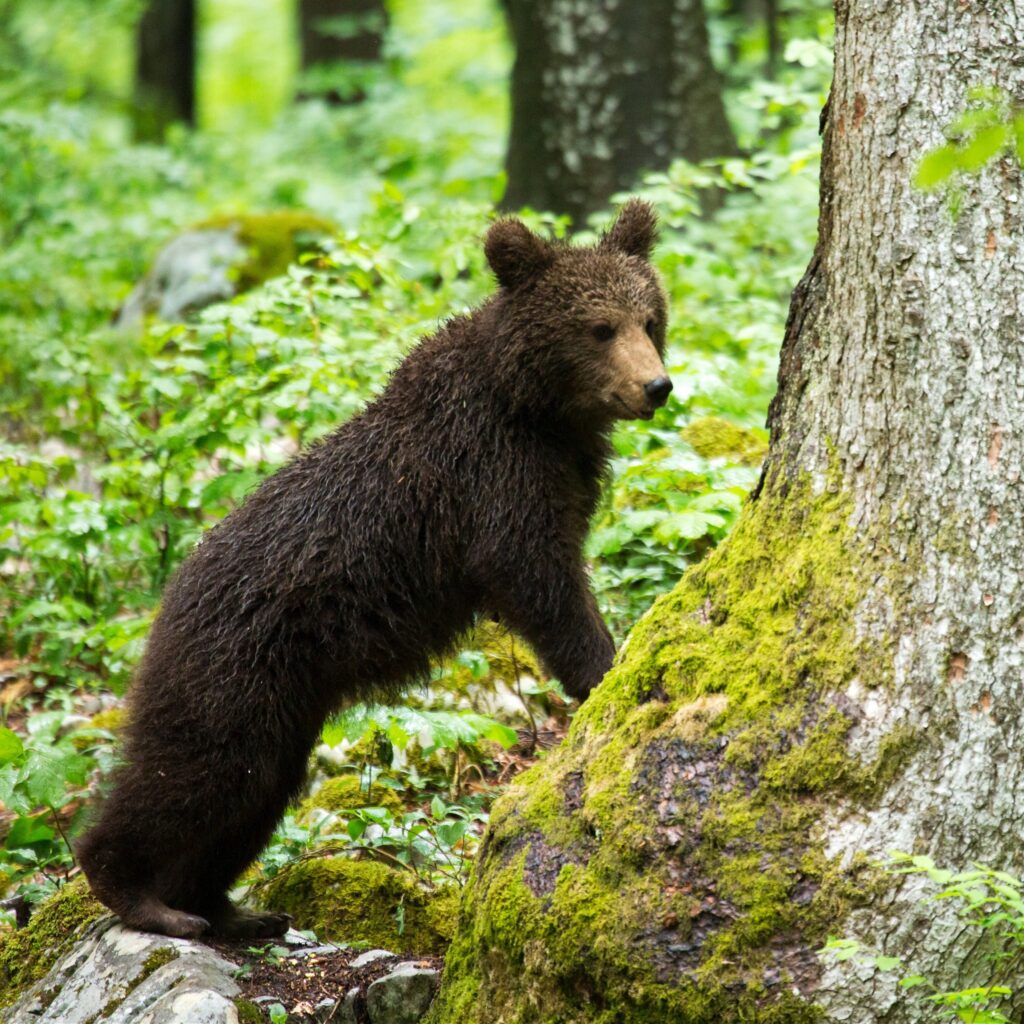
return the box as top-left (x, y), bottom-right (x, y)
top-left (429, 477), bottom-right (901, 1023)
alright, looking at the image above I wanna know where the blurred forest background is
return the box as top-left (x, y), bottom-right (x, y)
top-left (0, 0), bottom-right (832, 913)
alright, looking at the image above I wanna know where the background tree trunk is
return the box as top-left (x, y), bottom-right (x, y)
top-left (500, 0), bottom-right (736, 223)
top-left (430, 2), bottom-right (1024, 1022)
top-left (133, 0), bottom-right (195, 142)
top-left (296, 0), bottom-right (387, 104)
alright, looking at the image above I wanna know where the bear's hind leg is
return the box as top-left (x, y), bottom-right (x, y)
top-left (118, 893), bottom-right (211, 939)
top-left (203, 896), bottom-right (292, 939)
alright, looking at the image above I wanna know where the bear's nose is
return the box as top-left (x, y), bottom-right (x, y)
top-left (644, 375), bottom-right (673, 407)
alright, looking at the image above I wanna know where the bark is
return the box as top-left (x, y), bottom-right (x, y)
top-left (501, 0), bottom-right (736, 223)
top-left (133, 0), bottom-right (195, 143)
top-left (430, 1), bottom-right (1024, 1022)
top-left (296, 0), bottom-right (387, 104)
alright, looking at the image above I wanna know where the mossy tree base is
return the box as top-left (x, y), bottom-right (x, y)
top-left (429, 484), bottom-right (888, 1023)
top-left (434, 3), bottom-right (1024, 1020)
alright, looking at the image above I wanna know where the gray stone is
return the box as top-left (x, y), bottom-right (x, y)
top-left (349, 948), bottom-right (396, 968)
top-left (4, 918), bottom-right (241, 1024)
top-left (365, 964), bottom-right (440, 1024)
top-left (286, 943), bottom-right (346, 959)
top-left (117, 228), bottom-right (245, 329)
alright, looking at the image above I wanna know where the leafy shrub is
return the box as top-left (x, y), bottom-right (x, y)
top-left (823, 853), bottom-right (1024, 1023)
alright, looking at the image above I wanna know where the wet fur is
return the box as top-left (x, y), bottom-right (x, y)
top-left (77, 200), bottom-right (668, 938)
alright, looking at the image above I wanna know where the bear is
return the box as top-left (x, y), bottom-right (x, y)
top-left (76, 199), bottom-right (673, 941)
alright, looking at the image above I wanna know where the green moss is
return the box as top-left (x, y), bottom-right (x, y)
top-left (71, 706), bottom-right (126, 750)
top-left (196, 211), bottom-right (335, 292)
top-left (234, 997), bottom-right (266, 1024)
top-left (260, 858), bottom-right (454, 955)
top-left (0, 877), bottom-right (105, 1010)
top-left (430, 477), bottom-right (904, 1024)
top-left (297, 775), bottom-right (404, 822)
top-left (88, 707), bottom-right (126, 733)
top-left (682, 416), bottom-right (769, 464)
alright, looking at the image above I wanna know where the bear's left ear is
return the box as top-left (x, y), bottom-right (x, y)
top-left (485, 218), bottom-right (553, 290)
top-left (600, 199), bottom-right (659, 260)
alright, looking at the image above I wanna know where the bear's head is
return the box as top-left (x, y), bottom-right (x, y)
top-left (485, 199), bottom-right (672, 426)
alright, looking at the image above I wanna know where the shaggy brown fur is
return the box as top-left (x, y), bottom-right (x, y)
top-left (77, 200), bottom-right (672, 940)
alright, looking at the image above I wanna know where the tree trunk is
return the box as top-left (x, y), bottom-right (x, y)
top-left (501, 0), bottom-right (736, 223)
top-left (296, 0), bottom-right (387, 104)
top-left (133, 0), bottom-right (196, 142)
top-left (430, 2), bottom-right (1024, 1022)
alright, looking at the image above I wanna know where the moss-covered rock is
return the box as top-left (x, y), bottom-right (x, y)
top-left (298, 775), bottom-right (405, 821)
top-left (196, 211), bottom-right (335, 292)
top-left (682, 416), bottom-right (768, 465)
top-left (86, 707), bottom-right (126, 734)
top-left (0, 877), bottom-right (105, 1010)
top-left (261, 858), bottom-right (457, 955)
top-left (429, 479), bottom-right (898, 1024)
top-left (234, 996), bottom-right (266, 1024)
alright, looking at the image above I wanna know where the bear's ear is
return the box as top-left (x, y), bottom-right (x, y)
top-left (485, 218), bottom-right (553, 290)
top-left (600, 199), bottom-right (659, 259)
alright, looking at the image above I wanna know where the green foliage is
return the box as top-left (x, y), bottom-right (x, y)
top-left (823, 854), bottom-right (1024, 1023)
top-left (0, 717), bottom-right (101, 900)
top-left (323, 704), bottom-right (518, 758)
top-left (0, 0), bottom-right (831, 910)
top-left (915, 88), bottom-right (1024, 193)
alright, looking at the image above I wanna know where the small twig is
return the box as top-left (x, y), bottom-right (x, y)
top-left (509, 637), bottom-right (537, 752)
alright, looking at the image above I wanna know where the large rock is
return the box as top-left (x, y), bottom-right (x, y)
top-left (261, 858), bottom-right (458, 955)
top-left (3, 919), bottom-right (241, 1023)
top-left (367, 964), bottom-right (440, 1024)
top-left (0, 877), bottom-right (445, 1023)
top-left (117, 211), bottom-right (334, 328)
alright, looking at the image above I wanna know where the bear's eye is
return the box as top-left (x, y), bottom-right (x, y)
top-left (592, 323), bottom-right (616, 343)
top-left (645, 319), bottom-right (656, 337)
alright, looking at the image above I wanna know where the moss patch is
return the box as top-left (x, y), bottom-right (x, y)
top-left (429, 477), bottom-right (900, 1024)
top-left (196, 211), bottom-right (335, 292)
top-left (298, 775), bottom-right (405, 822)
top-left (0, 877), bottom-right (105, 1010)
top-left (71, 706), bottom-right (126, 750)
top-left (682, 416), bottom-right (768, 465)
top-left (234, 996), bottom-right (266, 1024)
top-left (261, 858), bottom-right (457, 955)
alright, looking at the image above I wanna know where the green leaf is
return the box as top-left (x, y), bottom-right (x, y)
top-left (915, 145), bottom-right (959, 189)
top-left (0, 727), bottom-right (24, 764)
top-left (459, 713), bottom-right (518, 749)
top-left (872, 955), bottom-right (902, 972)
top-left (21, 745), bottom-right (91, 808)
top-left (899, 975), bottom-right (928, 989)
top-left (652, 511), bottom-right (717, 543)
top-left (6, 815), bottom-right (55, 848)
top-left (958, 123), bottom-right (1010, 172)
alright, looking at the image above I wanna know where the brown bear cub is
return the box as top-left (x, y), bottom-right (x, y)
top-left (77, 199), bottom-right (673, 940)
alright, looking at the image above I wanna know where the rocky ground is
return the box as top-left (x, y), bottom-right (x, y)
top-left (5, 913), bottom-right (443, 1024)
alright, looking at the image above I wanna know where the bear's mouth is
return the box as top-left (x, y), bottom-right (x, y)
top-left (612, 393), bottom-right (653, 420)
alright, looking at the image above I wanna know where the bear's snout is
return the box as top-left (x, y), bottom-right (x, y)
top-left (644, 375), bottom-right (673, 407)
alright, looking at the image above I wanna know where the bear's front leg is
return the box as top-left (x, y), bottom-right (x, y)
top-left (485, 561), bottom-right (616, 701)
